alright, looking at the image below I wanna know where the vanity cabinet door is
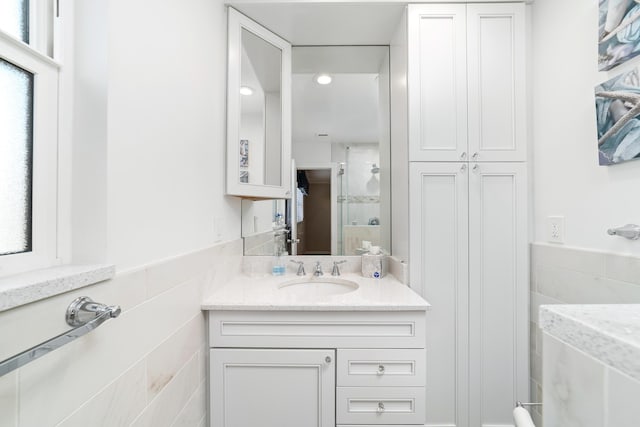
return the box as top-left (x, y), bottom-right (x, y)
top-left (409, 162), bottom-right (469, 427)
top-left (408, 4), bottom-right (468, 162)
top-left (210, 348), bottom-right (335, 427)
top-left (467, 3), bottom-right (526, 162)
top-left (468, 162), bottom-right (528, 426)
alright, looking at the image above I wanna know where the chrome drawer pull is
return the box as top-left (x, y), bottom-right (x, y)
top-left (377, 364), bottom-right (386, 375)
top-left (377, 402), bottom-right (385, 413)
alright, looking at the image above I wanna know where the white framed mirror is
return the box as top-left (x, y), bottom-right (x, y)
top-left (226, 8), bottom-right (292, 199)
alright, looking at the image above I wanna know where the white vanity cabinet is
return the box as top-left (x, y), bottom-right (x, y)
top-left (208, 310), bottom-right (427, 427)
top-left (408, 3), bottom-right (526, 163)
top-left (409, 162), bottom-right (528, 427)
top-left (407, 3), bottom-right (529, 426)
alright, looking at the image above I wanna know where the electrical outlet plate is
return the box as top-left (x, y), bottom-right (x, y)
top-left (547, 216), bottom-right (564, 244)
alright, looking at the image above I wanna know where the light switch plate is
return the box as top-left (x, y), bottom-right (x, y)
top-left (547, 216), bottom-right (565, 244)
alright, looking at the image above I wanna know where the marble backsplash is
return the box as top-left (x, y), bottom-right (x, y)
top-left (242, 254), bottom-right (409, 285)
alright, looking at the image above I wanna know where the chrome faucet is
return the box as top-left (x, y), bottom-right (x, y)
top-left (290, 260), bottom-right (306, 276)
top-left (331, 260), bottom-right (347, 276)
top-left (314, 261), bottom-right (324, 276)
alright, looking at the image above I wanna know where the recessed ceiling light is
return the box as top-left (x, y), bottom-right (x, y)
top-left (240, 86), bottom-right (254, 96)
top-left (315, 74), bottom-right (332, 85)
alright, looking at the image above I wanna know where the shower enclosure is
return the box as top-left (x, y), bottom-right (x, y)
top-left (336, 144), bottom-right (382, 255)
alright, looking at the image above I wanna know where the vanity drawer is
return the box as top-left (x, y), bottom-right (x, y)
top-left (336, 386), bottom-right (426, 425)
top-left (209, 311), bottom-right (426, 348)
top-left (337, 349), bottom-right (426, 387)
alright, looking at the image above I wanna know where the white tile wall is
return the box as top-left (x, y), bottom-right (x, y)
top-left (531, 243), bottom-right (640, 426)
top-left (0, 239), bottom-right (243, 427)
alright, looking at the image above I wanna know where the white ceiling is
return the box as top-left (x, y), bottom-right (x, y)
top-left (230, 3), bottom-right (406, 45)
top-left (293, 72), bottom-right (380, 145)
top-left (293, 46), bottom-right (388, 74)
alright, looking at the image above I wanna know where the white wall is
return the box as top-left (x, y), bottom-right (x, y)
top-left (390, 8), bottom-right (409, 261)
top-left (0, 0), bottom-right (244, 426)
top-left (532, 0), bottom-right (640, 255)
top-left (105, 0), bottom-right (241, 271)
top-left (293, 142), bottom-right (332, 164)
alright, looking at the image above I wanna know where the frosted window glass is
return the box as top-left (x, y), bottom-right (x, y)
top-left (0, 58), bottom-right (34, 256)
top-left (0, 0), bottom-right (29, 43)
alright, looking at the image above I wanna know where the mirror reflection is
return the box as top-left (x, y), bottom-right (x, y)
top-left (242, 46), bottom-right (391, 256)
top-left (239, 28), bottom-right (282, 186)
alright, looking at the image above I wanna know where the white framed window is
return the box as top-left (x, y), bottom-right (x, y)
top-left (0, 0), bottom-right (60, 277)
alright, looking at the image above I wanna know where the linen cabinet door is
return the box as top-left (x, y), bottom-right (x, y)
top-left (467, 3), bottom-right (526, 162)
top-left (408, 4), bottom-right (468, 162)
top-left (409, 162), bottom-right (469, 427)
top-left (210, 349), bottom-right (335, 427)
top-left (468, 162), bottom-right (528, 427)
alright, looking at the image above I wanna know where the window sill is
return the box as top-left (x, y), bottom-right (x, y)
top-left (0, 264), bottom-right (116, 313)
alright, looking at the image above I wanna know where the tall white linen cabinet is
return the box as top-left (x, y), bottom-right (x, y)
top-left (408, 3), bottom-right (529, 427)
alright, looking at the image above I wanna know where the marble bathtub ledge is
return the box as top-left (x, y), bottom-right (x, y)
top-left (539, 304), bottom-right (640, 382)
top-left (0, 264), bottom-right (116, 313)
top-left (201, 273), bottom-right (430, 311)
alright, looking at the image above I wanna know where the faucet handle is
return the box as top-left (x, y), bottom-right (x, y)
top-left (314, 261), bottom-right (324, 276)
top-left (290, 260), bottom-right (306, 276)
top-left (331, 260), bottom-right (347, 276)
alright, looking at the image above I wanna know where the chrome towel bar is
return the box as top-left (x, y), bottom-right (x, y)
top-left (607, 224), bottom-right (640, 240)
top-left (0, 297), bottom-right (121, 377)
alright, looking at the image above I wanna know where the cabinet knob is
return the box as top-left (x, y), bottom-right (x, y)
top-left (377, 364), bottom-right (386, 375)
top-left (460, 152), bottom-right (467, 160)
top-left (325, 356), bottom-right (332, 364)
top-left (460, 164), bottom-right (467, 173)
top-left (473, 164), bottom-right (479, 173)
top-left (472, 152), bottom-right (479, 160)
top-left (377, 402), bottom-right (385, 413)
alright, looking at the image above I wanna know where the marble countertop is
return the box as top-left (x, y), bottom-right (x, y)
top-left (0, 264), bottom-right (116, 312)
top-left (539, 304), bottom-right (640, 381)
top-left (202, 273), bottom-right (430, 311)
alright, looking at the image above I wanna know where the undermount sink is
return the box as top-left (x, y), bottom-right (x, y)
top-left (278, 278), bottom-right (359, 297)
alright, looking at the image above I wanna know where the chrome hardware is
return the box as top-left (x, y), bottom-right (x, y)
top-left (460, 152), bottom-right (467, 160)
top-left (472, 164), bottom-right (479, 172)
top-left (66, 297), bottom-right (121, 327)
top-left (607, 224), bottom-right (640, 240)
top-left (516, 401), bottom-right (543, 408)
top-left (331, 260), bottom-right (347, 276)
top-left (460, 164), bottom-right (467, 172)
top-left (287, 238), bottom-right (301, 244)
top-left (290, 260), bottom-right (306, 276)
top-left (0, 297), bottom-right (121, 377)
top-left (325, 356), bottom-right (332, 364)
top-left (472, 152), bottom-right (479, 160)
top-left (377, 364), bottom-right (386, 375)
top-left (377, 402), bottom-right (385, 413)
top-left (314, 261), bottom-right (324, 276)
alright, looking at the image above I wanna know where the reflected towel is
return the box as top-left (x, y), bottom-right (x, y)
top-left (513, 406), bottom-right (536, 427)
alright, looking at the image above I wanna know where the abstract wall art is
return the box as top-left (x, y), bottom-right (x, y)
top-left (595, 68), bottom-right (640, 165)
top-left (599, 0), bottom-right (640, 71)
